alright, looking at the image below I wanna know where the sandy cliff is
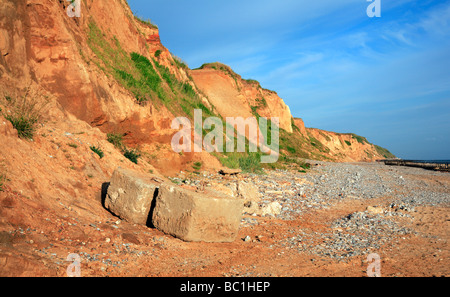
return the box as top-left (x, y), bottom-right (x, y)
top-left (191, 63), bottom-right (293, 133)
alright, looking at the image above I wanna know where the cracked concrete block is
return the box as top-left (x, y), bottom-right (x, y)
top-left (152, 184), bottom-right (244, 243)
top-left (105, 167), bottom-right (159, 225)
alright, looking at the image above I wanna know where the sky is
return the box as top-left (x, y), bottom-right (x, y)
top-left (127, 0), bottom-right (450, 160)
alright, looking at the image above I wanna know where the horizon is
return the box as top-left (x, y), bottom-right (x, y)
top-left (127, 0), bottom-right (450, 160)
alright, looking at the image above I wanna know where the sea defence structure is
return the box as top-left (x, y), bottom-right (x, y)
top-left (379, 159), bottom-right (450, 172)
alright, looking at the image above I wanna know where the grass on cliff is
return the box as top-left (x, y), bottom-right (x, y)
top-left (218, 152), bottom-right (263, 174)
top-left (374, 145), bottom-right (396, 159)
top-left (107, 133), bottom-right (142, 164)
top-left (90, 146), bottom-right (104, 159)
top-left (87, 21), bottom-right (210, 119)
top-left (1, 87), bottom-right (48, 140)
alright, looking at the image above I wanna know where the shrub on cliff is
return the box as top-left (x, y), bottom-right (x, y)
top-left (107, 133), bottom-right (124, 150)
top-left (90, 146), bottom-right (104, 159)
top-left (123, 148), bottom-right (141, 164)
top-left (1, 86), bottom-right (48, 140)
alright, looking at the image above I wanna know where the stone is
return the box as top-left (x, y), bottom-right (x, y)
top-left (243, 201), bottom-right (261, 215)
top-left (366, 206), bottom-right (384, 215)
top-left (152, 183), bottom-right (244, 243)
top-left (261, 202), bottom-right (282, 217)
top-left (219, 168), bottom-right (242, 175)
top-left (208, 182), bottom-right (236, 198)
top-left (237, 181), bottom-right (260, 204)
top-left (0, 118), bottom-right (18, 138)
top-left (105, 167), bottom-right (159, 225)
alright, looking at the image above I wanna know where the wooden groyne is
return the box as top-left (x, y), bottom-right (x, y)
top-left (378, 159), bottom-right (450, 172)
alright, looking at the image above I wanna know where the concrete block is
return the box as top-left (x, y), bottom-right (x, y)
top-left (105, 167), bottom-right (159, 225)
top-left (152, 184), bottom-right (244, 242)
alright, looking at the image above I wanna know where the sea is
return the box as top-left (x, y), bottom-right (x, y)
top-left (407, 160), bottom-right (450, 164)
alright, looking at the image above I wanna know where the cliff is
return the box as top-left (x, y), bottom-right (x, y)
top-left (191, 62), bottom-right (293, 133)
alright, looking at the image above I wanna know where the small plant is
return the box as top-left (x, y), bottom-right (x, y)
top-left (123, 148), bottom-right (141, 164)
top-left (134, 16), bottom-right (158, 29)
top-left (192, 161), bottom-right (203, 174)
top-left (1, 87), bottom-right (48, 140)
top-left (107, 133), bottom-right (124, 150)
top-left (287, 146), bottom-right (296, 154)
top-left (345, 140), bottom-right (352, 146)
top-left (68, 143), bottom-right (78, 148)
top-left (154, 50), bottom-right (162, 58)
top-left (299, 162), bottom-right (311, 170)
top-left (90, 146), bottom-right (104, 159)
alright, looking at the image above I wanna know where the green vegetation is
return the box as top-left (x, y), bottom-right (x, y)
top-left (123, 148), bottom-right (141, 164)
top-left (374, 145), bottom-right (396, 159)
top-left (244, 79), bottom-right (261, 87)
top-left (107, 133), bottom-right (142, 164)
top-left (345, 140), bottom-right (352, 146)
top-left (87, 20), bottom-right (206, 116)
top-left (107, 133), bottom-right (124, 150)
top-left (198, 63), bottom-right (241, 90)
top-left (90, 146), bottom-right (104, 159)
top-left (134, 16), bottom-right (158, 29)
top-left (68, 143), bottom-right (78, 149)
top-left (154, 50), bottom-right (162, 58)
top-left (351, 133), bottom-right (368, 144)
top-left (171, 54), bottom-right (189, 70)
top-left (219, 152), bottom-right (263, 174)
top-left (192, 161), bottom-right (203, 174)
top-left (1, 87), bottom-right (48, 140)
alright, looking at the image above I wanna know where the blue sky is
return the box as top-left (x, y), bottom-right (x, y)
top-left (127, 0), bottom-right (450, 160)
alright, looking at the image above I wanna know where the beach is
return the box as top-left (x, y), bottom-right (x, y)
top-left (1, 161), bottom-right (448, 277)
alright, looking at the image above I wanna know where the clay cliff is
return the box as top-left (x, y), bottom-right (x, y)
top-left (189, 63), bottom-right (394, 163)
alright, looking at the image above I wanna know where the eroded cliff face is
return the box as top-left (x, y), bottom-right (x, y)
top-left (307, 128), bottom-right (383, 162)
top-left (292, 118), bottom-right (393, 162)
top-left (191, 63), bottom-right (293, 133)
top-left (0, 0), bottom-right (222, 176)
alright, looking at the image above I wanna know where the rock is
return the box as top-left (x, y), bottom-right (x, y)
top-left (208, 182), bottom-right (236, 198)
top-left (0, 118), bottom-right (18, 138)
top-left (237, 181), bottom-right (260, 204)
top-left (105, 167), bottom-right (160, 225)
top-left (122, 233), bottom-right (141, 245)
top-left (218, 168), bottom-right (242, 176)
top-left (366, 206), bottom-right (384, 214)
top-left (243, 201), bottom-right (262, 215)
top-left (152, 183), bottom-right (244, 243)
top-left (261, 202), bottom-right (282, 217)
top-left (243, 236), bottom-right (251, 242)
